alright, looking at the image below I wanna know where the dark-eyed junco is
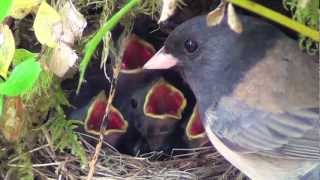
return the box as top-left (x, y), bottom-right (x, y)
top-left (144, 15), bottom-right (319, 180)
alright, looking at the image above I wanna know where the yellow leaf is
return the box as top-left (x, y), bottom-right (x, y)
top-left (227, 3), bottom-right (243, 34)
top-left (33, 1), bottom-right (62, 48)
top-left (0, 24), bottom-right (15, 78)
top-left (10, 0), bottom-right (42, 19)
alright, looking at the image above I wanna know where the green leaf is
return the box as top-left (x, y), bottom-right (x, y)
top-left (76, 0), bottom-right (141, 94)
top-left (0, 0), bottom-right (12, 23)
top-left (46, 109), bottom-right (88, 168)
top-left (0, 58), bottom-right (42, 96)
top-left (12, 49), bottom-right (37, 65)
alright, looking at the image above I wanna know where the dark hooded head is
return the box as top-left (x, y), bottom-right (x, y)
top-left (144, 15), bottom-right (281, 110)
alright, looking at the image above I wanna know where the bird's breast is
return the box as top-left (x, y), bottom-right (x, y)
top-left (204, 124), bottom-right (319, 180)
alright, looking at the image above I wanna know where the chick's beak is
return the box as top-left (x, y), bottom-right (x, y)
top-left (143, 79), bottom-right (186, 120)
top-left (186, 105), bottom-right (206, 140)
top-left (84, 91), bottom-right (128, 136)
top-left (143, 47), bottom-right (179, 70)
top-left (121, 34), bottom-right (156, 73)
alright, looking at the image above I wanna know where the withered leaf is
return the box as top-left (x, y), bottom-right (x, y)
top-left (0, 97), bottom-right (29, 142)
top-left (227, 3), bottom-right (243, 34)
top-left (207, 0), bottom-right (227, 27)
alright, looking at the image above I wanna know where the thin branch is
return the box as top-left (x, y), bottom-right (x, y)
top-left (229, 0), bottom-right (319, 41)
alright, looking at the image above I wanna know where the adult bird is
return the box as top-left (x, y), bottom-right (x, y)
top-left (143, 15), bottom-right (319, 180)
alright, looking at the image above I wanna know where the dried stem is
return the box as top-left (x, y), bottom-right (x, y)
top-left (86, 39), bottom-right (123, 180)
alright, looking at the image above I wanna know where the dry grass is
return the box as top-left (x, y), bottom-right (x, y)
top-left (14, 131), bottom-right (247, 180)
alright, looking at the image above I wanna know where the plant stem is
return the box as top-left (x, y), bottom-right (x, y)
top-left (229, 0), bottom-right (320, 42)
top-left (90, 0), bottom-right (141, 46)
top-left (77, 0), bottom-right (141, 94)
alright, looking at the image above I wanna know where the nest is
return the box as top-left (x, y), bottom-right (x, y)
top-left (0, 1), bottom-right (264, 179)
top-left (24, 132), bottom-right (246, 180)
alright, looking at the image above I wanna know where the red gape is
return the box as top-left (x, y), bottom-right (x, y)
top-left (87, 101), bottom-right (124, 131)
top-left (121, 37), bottom-right (155, 70)
top-left (189, 110), bottom-right (205, 136)
top-left (146, 84), bottom-right (184, 116)
top-left (107, 111), bottom-right (125, 130)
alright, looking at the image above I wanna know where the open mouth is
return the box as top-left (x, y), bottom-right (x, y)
top-left (121, 35), bottom-right (156, 73)
top-left (84, 91), bottom-right (128, 135)
top-left (186, 105), bottom-right (206, 140)
top-left (143, 79), bottom-right (186, 120)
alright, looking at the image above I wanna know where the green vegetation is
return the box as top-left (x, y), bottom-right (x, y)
top-left (283, 0), bottom-right (319, 54)
top-left (0, 0), bottom-right (12, 23)
top-left (0, 58), bottom-right (41, 97)
top-left (45, 106), bottom-right (87, 167)
top-left (77, 0), bottom-right (142, 93)
top-left (0, 0), bottom-right (318, 179)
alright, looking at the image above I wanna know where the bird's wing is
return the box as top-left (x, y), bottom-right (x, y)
top-left (205, 96), bottom-right (320, 160)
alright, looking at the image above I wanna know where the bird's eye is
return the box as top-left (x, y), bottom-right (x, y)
top-left (184, 39), bottom-right (198, 53)
top-left (130, 98), bottom-right (138, 109)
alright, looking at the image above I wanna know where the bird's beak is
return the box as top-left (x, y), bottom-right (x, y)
top-left (143, 47), bottom-right (179, 70)
top-left (143, 79), bottom-right (187, 120)
top-left (84, 91), bottom-right (128, 136)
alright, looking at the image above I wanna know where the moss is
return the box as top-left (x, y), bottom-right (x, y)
top-left (283, 0), bottom-right (319, 54)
